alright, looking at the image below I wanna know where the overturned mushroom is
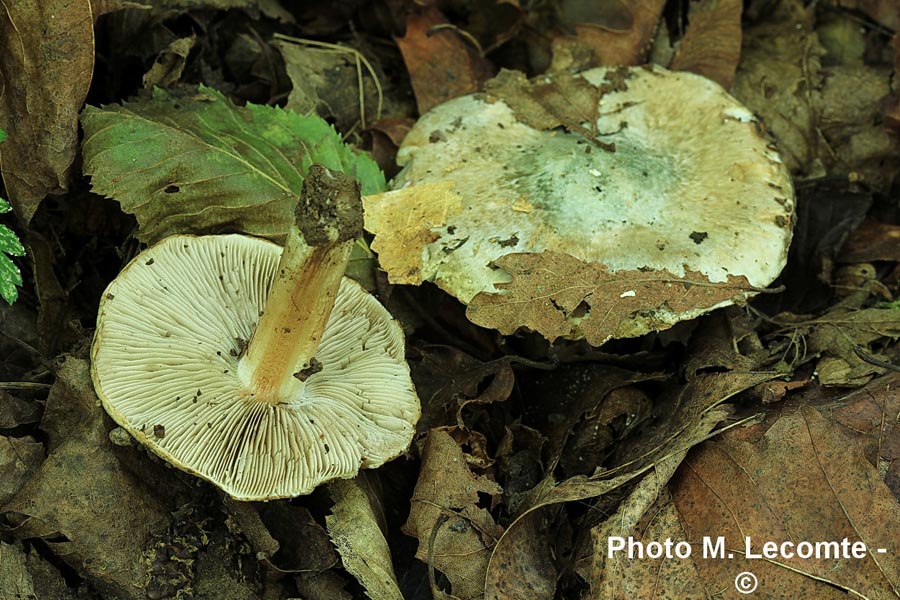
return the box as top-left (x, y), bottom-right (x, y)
top-left (91, 165), bottom-right (420, 501)
top-left (364, 65), bottom-right (795, 344)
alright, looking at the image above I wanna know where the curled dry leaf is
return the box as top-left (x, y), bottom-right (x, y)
top-left (142, 34), bottom-right (195, 89)
top-left (485, 371), bottom-right (773, 598)
top-left (327, 478), bottom-right (403, 600)
top-left (404, 428), bottom-right (503, 600)
top-left (669, 0), bottom-right (742, 88)
top-left (466, 251), bottom-right (755, 346)
top-left (0, 0), bottom-right (94, 223)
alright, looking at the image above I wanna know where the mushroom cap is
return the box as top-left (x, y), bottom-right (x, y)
top-left (388, 65), bottom-right (794, 329)
top-left (91, 234), bottom-right (420, 501)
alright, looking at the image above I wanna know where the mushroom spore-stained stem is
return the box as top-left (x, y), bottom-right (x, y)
top-left (239, 164), bottom-right (363, 403)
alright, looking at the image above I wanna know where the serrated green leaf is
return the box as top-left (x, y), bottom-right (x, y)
top-left (82, 85), bottom-right (386, 243)
top-left (0, 127), bottom-right (24, 304)
top-left (0, 224), bottom-right (25, 257)
top-left (0, 250), bottom-right (22, 304)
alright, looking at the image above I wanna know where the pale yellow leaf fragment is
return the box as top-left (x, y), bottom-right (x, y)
top-left (362, 182), bottom-right (463, 285)
top-left (327, 478), bottom-right (403, 600)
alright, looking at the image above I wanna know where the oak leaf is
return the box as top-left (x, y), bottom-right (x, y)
top-left (466, 252), bottom-right (755, 346)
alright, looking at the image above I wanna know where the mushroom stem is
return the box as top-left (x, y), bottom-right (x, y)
top-left (240, 165), bottom-right (364, 403)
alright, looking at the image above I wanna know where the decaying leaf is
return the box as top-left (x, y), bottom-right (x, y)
top-left (0, 0), bottom-right (94, 223)
top-left (834, 0), bottom-right (900, 30)
top-left (568, 0), bottom-right (666, 66)
top-left (807, 307), bottom-right (900, 386)
top-left (668, 405), bottom-right (900, 598)
top-left (327, 477), bottom-right (403, 600)
top-left (275, 38), bottom-right (384, 131)
top-left (589, 451), bottom-right (687, 597)
top-left (404, 428), bottom-right (503, 600)
top-left (0, 541), bottom-right (36, 599)
top-left (732, 4), bottom-right (900, 191)
top-left (826, 373), bottom-right (900, 500)
top-left (0, 435), bottom-right (42, 506)
top-left (0, 357), bottom-right (171, 599)
top-left (466, 252), bottom-right (755, 346)
top-left (841, 219), bottom-right (900, 263)
top-left (519, 364), bottom-right (662, 479)
top-left (482, 69), bottom-right (601, 135)
top-left (408, 344), bottom-right (517, 437)
top-left (483, 509), bottom-right (557, 600)
top-left (395, 5), bottom-right (492, 114)
top-left (669, 0), bottom-right (742, 88)
top-left (486, 371), bottom-right (775, 599)
top-left (82, 85), bottom-right (385, 243)
top-left (149, 0), bottom-right (293, 22)
top-left (0, 390), bottom-right (41, 429)
top-left (142, 34), bottom-right (195, 89)
top-left (362, 183), bottom-right (463, 285)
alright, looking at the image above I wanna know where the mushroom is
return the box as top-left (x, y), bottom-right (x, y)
top-left (91, 165), bottom-right (420, 501)
top-left (365, 65), bottom-right (795, 342)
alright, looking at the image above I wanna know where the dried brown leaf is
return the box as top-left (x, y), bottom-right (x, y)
top-left (1, 357), bottom-right (171, 598)
top-left (482, 69), bottom-right (600, 134)
top-left (825, 373), bottom-right (900, 501)
top-left (841, 219), bottom-right (900, 263)
top-left (834, 0), bottom-right (900, 30)
top-left (483, 509), bottom-right (556, 600)
top-left (395, 6), bottom-right (492, 114)
top-left (142, 34), bottom-right (195, 89)
top-left (807, 307), bottom-right (900, 386)
top-left (0, 435), bottom-right (42, 506)
top-left (486, 371), bottom-right (774, 598)
top-left (0, 0), bottom-right (94, 223)
top-left (466, 252), bottom-right (755, 346)
top-left (571, 0), bottom-right (666, 66)
top-left (404, 428), bottom-right (503, 600)
top-left (589, 452), bottom-right (687, 597)
top-left (670, 405), bottom-right (900, 598)
top-left (275, 40), bottom-right (383, 131)
top-left (588, 495), bottom-right (703, 598)
top-left (669, 0), bottom-right (742, 88)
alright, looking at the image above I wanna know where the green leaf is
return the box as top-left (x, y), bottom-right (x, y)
top-left (0, 131), bottom-right (24, 305)
top-left (82, 85), bottom-right (386, 243)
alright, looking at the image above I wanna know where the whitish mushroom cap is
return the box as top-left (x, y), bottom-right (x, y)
top-left (91, 235), bottom-right (420, 501)
top-left (389, 65), bottom-right (794, 313)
